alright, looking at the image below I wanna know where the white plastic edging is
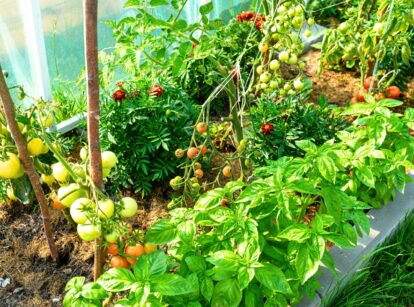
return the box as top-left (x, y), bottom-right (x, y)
top-left (18, 0), bottom-right (52, 100)
top-left (298, 176), bottom-right (414, 306)
top-left (48, 112), bottom-right (87, 135)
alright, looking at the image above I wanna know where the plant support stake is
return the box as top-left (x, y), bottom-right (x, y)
top-left (0, 67), bottom-right (59, 262)
top-left (83, 0), bottom-right (105, 280)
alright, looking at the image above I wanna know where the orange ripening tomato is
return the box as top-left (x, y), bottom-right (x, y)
top-left (194, 169), bottom-right (204, 179)
top-left (355, 88), bottom-right (368, 102)
top-left (363, 76), bottom-right (377, 89)
top-left (223, 166), bottom-right (232, 178)
top-left (52, 199), bottom-right (65, 210)
top-left (187, 147), bottom-right (199, 159)
top-left (196, 122), bottom-right (208, 134)
top-left (125, 244), bottom-right (145, 265)
top-left (111, 256), bottom-right (129, 268)
top-left (175, 148), bottom-right (185, 158)
top-left (108, 243), bottom-right (119, 256)
top-left (198, 145), bottom-right (208, 155)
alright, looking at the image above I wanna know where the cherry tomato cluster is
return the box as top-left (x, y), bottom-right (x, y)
top-left (253, 1), bottom-right (313, 97)
top-left (351, 76), bottom-right (401, 104)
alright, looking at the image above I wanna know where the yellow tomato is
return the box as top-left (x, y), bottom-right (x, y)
top-left (27, 138), bottom-right (45, 156)
top-left (0, 153), bottom-right (22, 179)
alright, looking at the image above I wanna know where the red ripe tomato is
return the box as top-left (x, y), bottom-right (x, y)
top-left (355, 88), bottom-right (368, 102)
top-left (198, 145), bottom-right (208, 155)
top-left (363, 76), bottom-right (377, 89)
top-left (386, 86), bottom-right (401, 99)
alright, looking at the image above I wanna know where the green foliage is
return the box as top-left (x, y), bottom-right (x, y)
top-left (142, 101), bottom-right (414, 306)
top-left (306, 0), bottom-right (359, 26)
top-left (324, 211), bottom-right (414, 306)
top-left (320, 0), bottom-right (414, 84)
top-left (51, 79), bottom-right (87, 123)
top-left (245, 93), bottom-right (348, 164)
top-left (100, 80), bottom-right (199, 196)
top-left (64, 276), bottom-right (108, 307)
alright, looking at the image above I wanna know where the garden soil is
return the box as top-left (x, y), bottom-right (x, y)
top-left (303, 50), bottom-right (414, 108)
top-left (0, 193), bottom-right (169, 306)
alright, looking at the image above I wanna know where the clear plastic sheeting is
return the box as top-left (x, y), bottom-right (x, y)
top-left (0, 0), bottom-right (253, 99)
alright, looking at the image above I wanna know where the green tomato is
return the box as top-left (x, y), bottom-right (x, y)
top-left (295, 5), bottom-right (303, 15)
top-left (73, 164), bottom-right (86, 179)
top-left (260, 83), bottom-right (268, 89)
top-left (298, 62), bottom-right (306, 69)
top-left (70, 198), bottom-right (93, 224)
top-left (270, 80), bottom-right (279, 89)
top-left (288, 54), bottom-right (298, 65)
top-left (308, 18), bottom-right (315, 25)
top-left (80, 147), bottom-right (88, 161)
top-left (165, 109), bottom-right (172, 116)
top-left (101, 151), bottom-right (117, 169)
top-left (279, 51), bottom-right (289, 62)
top-left (269, 60), bottom-right (280, 71)
top-left (277, 6), bottom-right (287, 14)
top-left (259, 72), bottom-right (271, 83)
top-left (102, 167), bottom-right (111, 178)
top-left (52, 162), bottom-right (69, 183)
top-left (58, 183), bottom-right (89, 207)
top-left (256, 65), bottom-right (264, 74)
top-left (77, 223), bottom-right (101, 241)
top-left (104, 230), bottom-right (119, 243)
top-left (338, 22), bottom-right (348, 33)
top-left (304, 29), bottom-right (312, 38)
top-left (288, 8), bottom-right (296, 17)
top-left (97, 199), bottom-right (115, 219)
top-left (283, 83), bottom-right (291, 91)
top-left (119, 197), bottom-right (138, 218)
top-left (373, 22), bottom-right (385, 35)
top-left (293, 78), bottom-right (304, 90)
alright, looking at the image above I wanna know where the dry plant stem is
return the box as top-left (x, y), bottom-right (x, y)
top-left (83, 0), bottom-right (104, 281)
top-left (0, 67), bottom-right (59, 262)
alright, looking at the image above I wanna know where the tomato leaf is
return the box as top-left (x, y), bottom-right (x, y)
top-left (199, 2), bottom-right (213, 15)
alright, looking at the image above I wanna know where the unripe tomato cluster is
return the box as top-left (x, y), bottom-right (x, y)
top-left (254, 1), bottom-right (310, 97)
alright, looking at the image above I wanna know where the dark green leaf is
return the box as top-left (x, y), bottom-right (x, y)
top-left (200, 2), bottom-right (213, 15)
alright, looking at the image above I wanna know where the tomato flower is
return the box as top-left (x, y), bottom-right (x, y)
top-left (261, 122), bottom-right (274, 135)
top-left (148, 85), bottom-right (163, 97)
top-left (113, 89), bottom-right (126, 102)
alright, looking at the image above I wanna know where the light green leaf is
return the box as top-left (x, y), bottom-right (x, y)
top-left (145, 220), bottom-right (177, 244)
top-left (98, 268), bottom-right (136, 292)
top-left (152, 274), bottom-right (194, 296)
top-left (356, 166), bottom-right (375, 188)
top-left (177, 220), bottom-right (196, 241)
top-left (80, 283), bottom-right (108, 300)
top-left (255, 263), bottom-right (291, 294)
top-left (211, 279), bottom-right (242, 307)
top-left (278, 224), bottom-right (312, 243)
top-left (316, 156), bottom-right (336, 183)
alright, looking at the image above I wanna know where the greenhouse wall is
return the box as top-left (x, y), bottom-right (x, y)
top-left (0, 0), bottom-right (251, 102)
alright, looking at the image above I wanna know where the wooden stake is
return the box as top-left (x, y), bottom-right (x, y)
top-left (0, 67), bottom-right (59, 262)
top-left (83, 0), bottom-right (105, 280)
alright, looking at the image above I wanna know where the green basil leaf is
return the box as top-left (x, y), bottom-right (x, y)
top-left (80, 282), bottom-right (108, 300)
top-left (185, 254), bottom-right (206, 273)
top-left (177, 220), bottom-right (196, 241)
top-left (255, 263), bottom-right (291, 294)
top-left (211, 278), bottom-right (242, 307)
top-left (152, 274), bottom-right (194, 296)
top-left (278, 224), bottom-right (312, 243)
top-left (145, 220), bottom-right (178, 244)
top-left (97, 268), bottom-right (136, 292)
top-left (201, 276), bottom-right (214, 302)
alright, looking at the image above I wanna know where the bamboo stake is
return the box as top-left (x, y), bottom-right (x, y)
top-left (83, 0), bottom-right (105, 280)
top-left (0, 67), bottom-right (59, 262)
